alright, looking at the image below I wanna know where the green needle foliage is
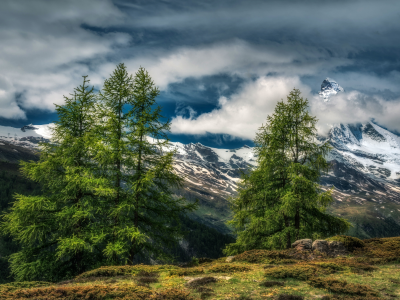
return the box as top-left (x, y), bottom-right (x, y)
top-left (95, 64), bottom-right (196, 265)
top-left (1, 76), bottom-right (104, 281)
top-left (224, 89), bottom-right (350, 255)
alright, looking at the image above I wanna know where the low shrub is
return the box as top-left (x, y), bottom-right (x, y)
top-left (326, 235), bottom-right (365, 252)
top-left (235, 295), bottom-right (253, 300)
top-left (264, 265), bottom-right (319, 280)
top-left (207, 264), bottom-right (251, 273)
top-left (234, 249), bottom-right (291, 263)
top-left (198, 258), bottom-right (214, 264)
top-left (277, 294), bottom-right (304, 300)
top-left (135, 271), bottom-right (159, 287)
top-left (185, 276), bottom-right (217, 288)
top-left (76, 264), bottom-right (176, 279)
top-left (0, 283), bottom-right (152, 300)
top-left (169, 267), bottom-right (204, 276)
top-left (259, 280), bottom-right (285, 287)
top-left (197, 287), bottom-right (214, 299)
top-left (0, 281), bottom-right (52, 292)
top-left (264, 258), bottom-right (297, 265)
top-left (308, 277), bottom-right (378, 297)
top-left (321, 296), bottom-right (380, 300)
top-left (147, 288), bottom-right (195, 300)
top-left (355, 236), bottom-right (400, 263)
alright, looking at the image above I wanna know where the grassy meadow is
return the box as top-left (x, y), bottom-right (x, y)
top-left (1, 236), bottom-right (400, 300)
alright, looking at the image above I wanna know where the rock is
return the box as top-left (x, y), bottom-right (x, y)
top-left (328, 240), bottom-right (348, 257)
top-left (291, 239), bottom-right (312, 251)
top-left (225, 256), bottom-right (235, 263)
top-left (312, 240), bottom-right (329, 254)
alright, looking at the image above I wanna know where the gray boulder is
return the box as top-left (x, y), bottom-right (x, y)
top-left (291, 239), bottom-right (312, 251)
top-left (312, 240), bottom-right (329, 254)
top-left (328, 240), bottom-right (348, 257)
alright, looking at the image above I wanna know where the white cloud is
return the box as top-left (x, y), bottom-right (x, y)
top-left (125, 40), bottom-right (352, 89)
top-left (170, 74), bottom-right (400, 139)
top-left (0, 0), bottom-right (129, 119)
top-left (170, 76), bottom-right (311, 140)
top-left (0, 75), bottom-right (26, 119)
top-left (310, 91), bottom-right (400, 135)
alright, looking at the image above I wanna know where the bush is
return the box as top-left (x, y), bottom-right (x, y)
top-left (135, 271), bottom-right (159, 287)
top-left (310, 259), bottom-right (376, 274)
top-left (259, 280), bottom-right (285, 287)
top-left (148, 289), bottom-right (195, 300)
top-left (76, 264), bottom-right (176, 279)
top-left (185, 276), bottom-right (217, 288)
top-left (264, 265), bottom-right (319, 280)
top-left (169, 267), bottom-right (204, 276)
top-left (326, 236), bottom-right (365, 252)
top-left (308, 277), bottom-right (378, 296)
top-left (264, 258), bottom-right (297, 265)
top-left (322, 296), bottom-right (380, 300)
top-left (356, 236), bottom-right (400, 263)
top-left (207, 264), bottom-right (251, 273)
top-left (0, 284), bottom-right (152, 300)
top-left (0, 281), bottom-right (52, 292)
top-left (277, 295), bottom-right (304, 300)
top-left (234, 249), bottom-right (291, 263)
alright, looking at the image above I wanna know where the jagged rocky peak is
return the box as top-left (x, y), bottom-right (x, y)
top-left (319, 77), bottom-right (344, 101)
top-left (21, 123), bottom-right (38, 132)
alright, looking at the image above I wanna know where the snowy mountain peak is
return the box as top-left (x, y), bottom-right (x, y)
top-left (319, 77), bottom-right (344, 101)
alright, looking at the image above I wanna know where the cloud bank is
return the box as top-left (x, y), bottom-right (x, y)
top-left (171, 76), bottom-right (400, 140)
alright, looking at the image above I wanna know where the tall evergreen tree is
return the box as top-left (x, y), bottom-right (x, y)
top-left (1, 77), bottom-right (103, 281)
top-left (224, 89), bottom-right (350, 254)
top-left (96, 64), bottom-right (196, 264)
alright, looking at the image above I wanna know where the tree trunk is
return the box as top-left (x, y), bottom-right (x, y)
top-left (295, 208), bottom-right (300, 240)
top-left (284, 214), bottom-right (291, 249)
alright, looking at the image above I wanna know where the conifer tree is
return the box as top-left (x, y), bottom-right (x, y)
top-left (224, 89), bottom-right (350, 254)
top-left (96, 64), bottom-right (196, 264)
top-left (1, 77), bottom-right (103, 281)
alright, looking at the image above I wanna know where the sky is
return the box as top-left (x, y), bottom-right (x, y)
top-left (0, 0), bottom-right (399, 148)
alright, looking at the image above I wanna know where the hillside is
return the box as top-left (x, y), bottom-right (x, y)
top-left (1, 236), bottom-right (400, 299)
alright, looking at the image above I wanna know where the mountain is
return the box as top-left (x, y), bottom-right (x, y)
top-left (1, 78), bottom-right (400, 238)
top-left (318, 77), bottom-right (344, 101)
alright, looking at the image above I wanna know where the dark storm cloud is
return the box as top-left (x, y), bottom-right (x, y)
top-left (0, 0), bottom-right (399, 144)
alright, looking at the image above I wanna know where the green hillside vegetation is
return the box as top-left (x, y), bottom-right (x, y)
top-left (1, 236), bottom-right (400, 299)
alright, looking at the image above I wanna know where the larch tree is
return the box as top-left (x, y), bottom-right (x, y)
top-left (1, 76), bottom-right (103, 281)
top-left (96, 64), bottom-right (196, 264)
top-left (224, 88), bottom-right (350, 254)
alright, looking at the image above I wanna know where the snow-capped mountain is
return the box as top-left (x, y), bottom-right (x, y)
top-left (1, 77), bottom-right (400, 237)
top-left (319, 77), bottom-right (344, 101)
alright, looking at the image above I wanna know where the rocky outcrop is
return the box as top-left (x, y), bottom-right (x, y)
top-left (312, 240), bottom-right (329, 253)
top-left (225, 256), bottom-right (235, 263)
top-left (327, 240), bottom-right (348, 257)
top-left (291, 238), bottom-right (348, 258)
top-left (292, 239), bottom-right (312, 251)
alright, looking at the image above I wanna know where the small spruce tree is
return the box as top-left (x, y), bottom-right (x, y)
top-left (96, 64), bottom-right (196, 264)
top-left (1, 76), bottom-right (103, 281)
top-left (224, 89), bottom-right (350, 254)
